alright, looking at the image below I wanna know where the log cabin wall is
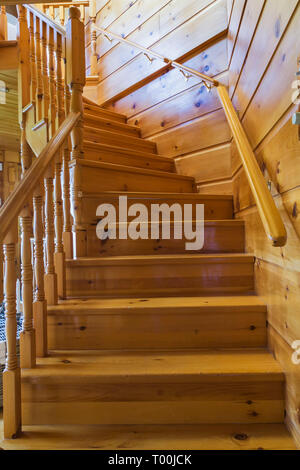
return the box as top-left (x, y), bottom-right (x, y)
top-left (228, 0), bottom-right (300, 447)
top-left (86, 0), bottom-right (232, 194)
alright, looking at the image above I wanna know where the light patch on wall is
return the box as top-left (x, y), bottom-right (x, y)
top-left (0, 80), bottom-right (6, 104)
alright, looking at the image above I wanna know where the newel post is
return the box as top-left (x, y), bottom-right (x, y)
top-left (2, 223), bottom-right (22, 439)
top-left (0, 6), bottom-right (7, 41)
top-left (66, 7), bottom-right (86, 258)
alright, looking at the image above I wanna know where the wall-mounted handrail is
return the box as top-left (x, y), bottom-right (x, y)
top-left (0, 112), bottom-right (80, 242)
top-left (217, 86), bottom-right (287, 247)
top-left (94, 25), bottom-right (287, 247)
top-left (94, 25), bottom-right (219, 88)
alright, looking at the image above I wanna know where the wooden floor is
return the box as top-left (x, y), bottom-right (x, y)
top-left (0, 411), bottom-right (296, 450)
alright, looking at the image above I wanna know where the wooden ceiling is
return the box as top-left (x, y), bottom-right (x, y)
top-left (0, 69), bottom-right (20, 151)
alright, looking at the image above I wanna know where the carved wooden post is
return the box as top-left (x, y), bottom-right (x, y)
top-left (44, 165), bottom-right (58, 305)
top-left (19, 210), bottom-right (36, 369)
top-left (0, 244), bottom-right (3, 305)
top-left (54, 153), bottom-right (66, 299)
top-left (19, 140), bottom-right (36, 369)
top-left (29, 12), bottom-right (37, 112)
top-left (62, 65), bottom-right (73, 258)
top-left (3, 225), bottom-right (22, 439)
top-left (89, 0), bottom-right (98, 76)
top-left (48, 26), bottom-right (56, 138)
top-left (41, 20), bottom-right (50, 128)
top-left (0, 6), bottom-right (7, 41)
top-left (17, 5), bottom-right (31, 161)
top-left (59, 6), bottom-right (65, 26)
top-left (66, 7), bottom-right (86, 258)
top-left (34, 15), bottom-right (43, 122)
top-left (33, 184), bottom-right (48, 357)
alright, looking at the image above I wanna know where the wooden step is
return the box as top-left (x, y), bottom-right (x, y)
top-left (81, 192), bottom-right (234, 224)
top-left (70, 159), bottom-right (196, 193)
top-left (83, 126), bottom-right (157, 154)
top-left (83, 140), bottom-right (175, 172)
top-left (47, 296), bottom-right (267, 350)
top-left (21, 349), bottom-right (284, 425)
top-left (83, 98), bottom-right (126, 123)
top-left (84, 113), bottom-right (141, 137)
top-left (1, 421), bottom-right (295, 450)
top-left (66, 254), bottom-right (255, 298)
top-left (86, 220), bottom-right (245, 256)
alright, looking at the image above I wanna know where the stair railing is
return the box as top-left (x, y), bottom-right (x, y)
top-left (0, 5), bottom-right (84, 439)
top-left (94, 24), bottom-right (287, 248)
top-left (40, 0), bottom-right (98, 76)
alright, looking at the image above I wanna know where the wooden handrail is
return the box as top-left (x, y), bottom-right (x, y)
top-left (217, 85), bottom-right (287, 247)
top-left (94, 25), bottom-right (219, 87)
top-left (0, 112), bottom-right (80, 243)
top-left (94, 25), bottom-right (286, 247)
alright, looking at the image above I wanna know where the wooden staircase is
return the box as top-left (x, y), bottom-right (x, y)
top-left (19, 99), bottom-right (295, 449)
top-left (0, 4), bottom-right (294, 449)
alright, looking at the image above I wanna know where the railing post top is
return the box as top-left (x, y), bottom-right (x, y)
top-left (69, 6), bottom-right (81, 20)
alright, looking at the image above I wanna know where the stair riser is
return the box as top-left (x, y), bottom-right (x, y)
top-left (22, 381), bottom-right (284, 425)
top-left (48, 309), bottom-right (266, 350)
top-left (71, 163), bottom-right (195, 193)
top-left (83, 127), bottom-right (156, 154)
top-left (83, 104), bottom-right (126, 123)
top-left (86, 223), bottom-right (245, 256)
top-left (66, 259), bottom-right (254, 298)
top-left (84, 117), bottom-right (140, 137)
top-left (83, 146), bottom-right (175, 173)
top-left (81, 196), bottom-right (234, 224)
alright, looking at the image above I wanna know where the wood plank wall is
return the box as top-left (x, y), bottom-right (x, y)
top-left (227, 0), bottom-right (300, 447)
top-left (87, 0), bottom-right (232, 193)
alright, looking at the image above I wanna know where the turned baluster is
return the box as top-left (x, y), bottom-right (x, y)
top-left (49, 5), bottom-right (54, 20)
top-left (59, 6), bottom-right (65, 26)
top-left (48, 26), bottom-right (57, 138)
top-left (89, 0), bottom-right (98, 76)
top-left (54, 152), bottom-right (66, 299)
top-left (41, 21), bottom-right (50, 128)
top-left (19, 211), bottom-right (36, 369)
top-left (19, 138), bottom-right (36, 369)
top-left (44, 166), bottom-right (58, 305)
top-left (0, 6), bottom-right (7, 41)
top-left (33, 185), bottom-right (48, 357)
top-left (2, 225), bottom-right (22, 439)
top-left (29, 12), bottom-right (37, 112)
top-left (34, 16), bottom-right (43, 122)
top-left (17, 6), bottom-right (31, 116)
top-left (62, 64), bottom-right (73, 258)
top-left (56, 32), bottom-right (65, 127)
top-left (0, 244), bottom-right (3, 305)
top-left (67, 7), bottom-right (86, 258)
top-left (80, 4), bottom-right (85, 23)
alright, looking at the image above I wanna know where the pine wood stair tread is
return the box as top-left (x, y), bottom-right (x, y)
top-left (48, 295), bottom-right (266, 315)
top-left (21, 349), bottom-right (283, 383)
top-left (70, 158), bottom-right (195, 182)
top-left (83, 103), bottom-right (126, 123)
top-left (83, 140), bottom-right (175, 165)
top-left (83, 125), bottom-right (157, 153)
top-left (66, 253), bottom-right (254, 266)
top-left (84, 113), bottom-right (141, 135)
top-left (0, 419), bottom-right (295, 450)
